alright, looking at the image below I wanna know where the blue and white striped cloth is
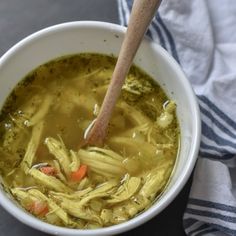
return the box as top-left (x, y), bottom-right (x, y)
top-left (118, 0), bottom-right (236, 235)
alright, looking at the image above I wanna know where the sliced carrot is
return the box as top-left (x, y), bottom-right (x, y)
top-left (27, 201), bottom-right (49, 217)
top-left (70, 164), bottom-right (88, 182)
top-left (38, 205), bottom-right (49, 217)
top-left (39, 166), bottom-right (56, 176)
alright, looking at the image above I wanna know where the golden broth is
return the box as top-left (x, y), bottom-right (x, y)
top-left (0, 53), bottom-right (179, 229)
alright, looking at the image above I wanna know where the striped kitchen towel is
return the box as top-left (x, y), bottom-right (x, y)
top-left (118, 0), bottom-right (236, 235)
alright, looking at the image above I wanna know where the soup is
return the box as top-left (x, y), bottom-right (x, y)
top-left (0, 53), bottom-right (179, 229)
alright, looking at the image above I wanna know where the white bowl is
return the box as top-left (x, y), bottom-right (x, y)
top-left (0, 21), bottom-right (201, 235)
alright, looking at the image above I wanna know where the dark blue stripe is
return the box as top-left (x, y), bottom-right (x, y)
top-left (186, 208), bottom-right (236, 223)
top-left (183, 218), bottom-right (198, 229)
top-left (201, 121), bottom-right (236, 149)
top-left (199, 96), bottom-right (236, 130)
top-left (184, 219), bottom-right (236, 236)
top-left (126, 0), bottom-right (132, 12)
top-left (204, 223), bottom-right (236, 236)
top-left (151, 20), bottom-right (167, 49)
top-left (156, 13), bottom-right (180, 63)
top-left (189, 198), bottom-right (236, 213)
top-left (200, 105), bottom-right (236, 139)
top-left (146, 29), bottom-right (153, 39)
top-left (199, 151), bottom-right (234, 160)
top-left (120, 0), bottom-right (128, 26)
top-left (188, 224), bottom-right (210, 236)
top-left (183, 219), bottom-right (233, 236)
top-left (194, 228), bottom-right (218, 236)
top-left (200, 141), bottom-right (234, 156)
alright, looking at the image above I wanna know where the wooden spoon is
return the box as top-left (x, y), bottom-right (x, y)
top-left (83, 0), bottom-right (161, 146)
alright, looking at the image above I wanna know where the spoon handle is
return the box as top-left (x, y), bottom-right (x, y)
top-left (85, 0), bottom-right (161, 145)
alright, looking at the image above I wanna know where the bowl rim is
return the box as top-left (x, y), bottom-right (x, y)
top-left (0, 21), bottom-right (201, 235)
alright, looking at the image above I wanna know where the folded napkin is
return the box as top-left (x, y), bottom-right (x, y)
top-left (118, 0), bottom-right (236, 235)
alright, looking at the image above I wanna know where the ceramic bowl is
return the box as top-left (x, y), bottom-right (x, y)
top-left (0, 21), bottom-right (201, 236)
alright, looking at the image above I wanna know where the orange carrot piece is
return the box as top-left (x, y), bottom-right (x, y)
top-left (39, 166), bottom-right (56, 176)
top-left (38, 205), bottom-right (49, 217)
top-left (28, 201), bottom-right (49, 217)
top-left (70, 164), bottom-right (88, 182)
